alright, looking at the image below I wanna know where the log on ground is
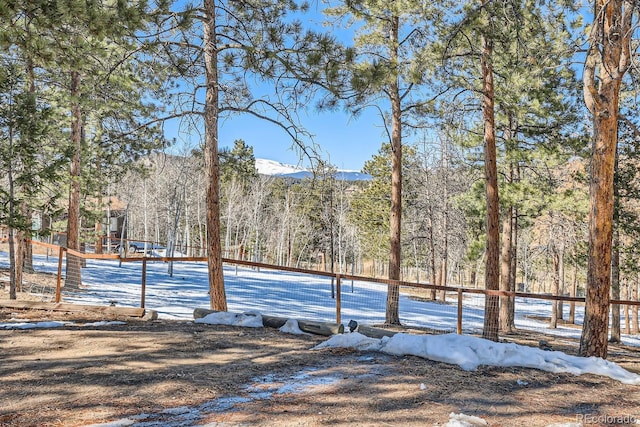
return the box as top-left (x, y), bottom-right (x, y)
top-left (0, 299), bottom-right (150, 318)
top-left (193, 308), bottom-right (344, 336)
top-left (354, 324), bottom-right (398, 339)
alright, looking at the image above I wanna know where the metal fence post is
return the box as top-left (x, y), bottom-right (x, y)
top-left (55, 246), bottom-right (64, 303)
top-left (336, 274), bottom-right (341, 324)
top-left (457, 288), bottom-right (463, 334)
top-left (141, 257), bottom-right (147, 309)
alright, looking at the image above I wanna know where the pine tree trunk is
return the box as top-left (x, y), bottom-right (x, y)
top-left (580, 88), bottom-right (617, 356)
top-left (439, 146), bottom-right (449, 303)
top-left (610, 228), bottom-right (621, 342)
top-left (550, 247), bottom-right (560, 329)
top-left (203, 0), bottom-right (227, 311)
top-left (624, 281), bottom-right (631, 335)
top-left (500, 206), bottom-right (513, 334)
top-left (579, 0), bottom-right (633, 358)
top-left (7, 123), bottom-right (17, 300)
top-left (569, 257), bottom-right (577, 324)
top-left (385, 14), bottom-right (401, 326)
top-left (428, 208), bottom-right (437, 300)
top-left (557, 246), bottom-right (565, 320)
top-left (22, 55), bottom-right (35, 275)
top-left (480, 28), bottom-right (500, 342)
top-left (15, 230), bottom-right (24, 292)
top-left (507, 208), bottom-right (517, 329)
top-left (65, 70), bottom-right (83, 289)
top-left (95, 221), bottom-right (103, 254)
top-left (632, 275), bottom-right (639, 334)
top-left (19, 201), bottom-right (32, 277)
top-left (23, 231), bottom-right (33, 273)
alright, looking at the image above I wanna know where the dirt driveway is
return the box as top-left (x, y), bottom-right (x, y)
top-left (1, 304), bottom-right (640, 427)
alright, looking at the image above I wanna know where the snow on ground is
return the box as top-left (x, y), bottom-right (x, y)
top-left (194, 310), bottom-right (264, 328)
top-left (1, 250), bottom-right (640, 384)
top-left (3, 250), bottom-right (638, 348)
top-left (278, 318), bottom-right (308, 335)
top-left (150, 249), bottom-right (186, 258)
top-left (0, 320), bottom-right (67, 329)
top-left (83, 366), bottom-right (347, 427)
top-left (313, 331), bottom-right (640, 385)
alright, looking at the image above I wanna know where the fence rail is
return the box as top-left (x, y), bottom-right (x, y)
top-left (2, 240), bottom-right (638, 347)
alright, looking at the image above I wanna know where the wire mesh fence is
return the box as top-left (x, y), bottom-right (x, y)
top-left (2, 240), bottom-right (639, 350)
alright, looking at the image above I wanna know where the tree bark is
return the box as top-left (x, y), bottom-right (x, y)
top-left (203, 0), bottom-right (227, 311)
top-left (386, 13), bottom-right (402, 325)
top-left (569, 256), bottom-right (577, 324)
top-left (7, 118), bottom-right (17, 299)
top-left (633, 275), bottom-right (639, 334)
top-left (557, 245), bottom-right (565, 321)
top-left (610, 228), bottom-right (621, 342)
top-left (23, 229), bottom-right (33, 273)
top-left (15, 229), bottom-right (24, 292)
top-left (65, 70), bottom-right (83, 289)
top-left (22, 53), bottom-right (35, 275)
top-left (480, 26), bottom-right (500, 342)
top-left (579, 0), bottom-right (634, 358)
top-left (507, 207), bottom-right (517, 329)
top-left (624, 281), bottom-right (631, 335)
top-left (550, 247), bottom-right (560, 329)
top-left (95, 221), bottom-right (103, 254)
top-left (580, 78), bottom-right (617, 357)
top-left (500, 206), bottom-right (513, 333)
top-left (428, 207), bottom-right (437, 300)
top-left (439, 142), bottom-right (449, 302)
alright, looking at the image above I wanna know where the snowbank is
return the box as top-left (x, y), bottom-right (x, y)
top-left (278, 319), bottom-right (308, 335)
top-left (194, 311), bottom-right (264, 328)
top-left (314, 332), bottom-right (640, 385)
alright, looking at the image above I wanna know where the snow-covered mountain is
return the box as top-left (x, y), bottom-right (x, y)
top-left (255, 158), bottom-right (371, 181)
top-left (254, 158), bottom-right (304, 175)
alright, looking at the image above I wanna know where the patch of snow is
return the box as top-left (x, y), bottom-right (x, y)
top-left (441, 412), bottom-right (488, 427)
top-left (315, 331), bottom-right (381, 351)
top-left (198, 396), bottom-right (252, 413)
top-left (314, 332), bottom-right (640, 385)
top-left (278, 319), bottom-right (308, 335)
top-left (275, 369), bottom-right (338, 394)
top-left (0, 321), bottom-right (67, 329)
top-left (194, 311), bottom-right (264, 328)
top-left (85, 367), bottom-right (343, 426)
top-left (79, 321), bottom-right (127, 327)
top-left (152, 249), bottom-right (186, 258)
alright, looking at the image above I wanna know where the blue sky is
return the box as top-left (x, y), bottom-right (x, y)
top-left (165, 106), bottom-right (387, 171)
top-left (218, 107), bottom-right (387, 171)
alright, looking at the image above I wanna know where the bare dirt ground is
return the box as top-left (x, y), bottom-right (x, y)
top-left (1, 274), bottom-right (640, 426)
